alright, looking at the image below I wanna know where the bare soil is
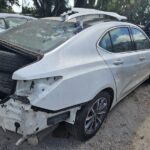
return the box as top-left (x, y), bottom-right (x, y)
top-left (0, 82), bottom-right (150, 150)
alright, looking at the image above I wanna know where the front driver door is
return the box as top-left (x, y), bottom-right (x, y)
top-left (97, 27), bottom-right (139, 101)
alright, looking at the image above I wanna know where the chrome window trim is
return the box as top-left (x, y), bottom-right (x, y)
top-left (97, 25), bottom-right (150, 54)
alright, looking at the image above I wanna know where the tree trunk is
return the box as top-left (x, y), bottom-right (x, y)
top-left (33, 0), bottom-right (68, 17)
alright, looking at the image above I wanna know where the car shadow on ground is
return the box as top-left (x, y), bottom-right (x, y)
top-left (0, 82), bottom-right (150, 150)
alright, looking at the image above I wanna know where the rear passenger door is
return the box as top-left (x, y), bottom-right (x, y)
top-left (97, 27), bottom-right (139, 101)
top-left (130, 27), bottom-right (150, 82)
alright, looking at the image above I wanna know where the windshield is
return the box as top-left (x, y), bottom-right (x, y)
top-left (0, 20), bottom-right (80, 53)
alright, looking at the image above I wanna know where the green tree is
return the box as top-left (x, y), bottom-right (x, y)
top-left (105, 0), bottom-right (150, 25)
top-left (74, 0), bottom-right (109, 10)
top-left (33, 0), bottom-right (69, 17)
top-left (8, 0), bottom-right (19, 6)
top-left (0, 0), bottom-right (19, 12)
top-left (22, 6), bottom-right (37, 16)
top-left (74, 0), bottom-right (150, 25)
top-left (75, 0), bottom-right (87, 7)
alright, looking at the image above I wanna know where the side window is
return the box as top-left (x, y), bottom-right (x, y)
top-left (5, 18), bottom-right (27, 28)
top-left (0, 19), bottom-right (5, 29)
top-left (99, 33), bottom-right (112, 52)
top-left (131, 28), bottom-right (150, 50)
top-left (109, 27), bottom-right (132, 53)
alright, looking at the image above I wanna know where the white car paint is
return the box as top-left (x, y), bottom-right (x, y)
top-left (0, 8), bottom-right (149, 145)
top-left (13, 22), bottom-right (120, 111)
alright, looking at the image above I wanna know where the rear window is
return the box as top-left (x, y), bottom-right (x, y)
top-left (0, 20), bottom-right (80, 54)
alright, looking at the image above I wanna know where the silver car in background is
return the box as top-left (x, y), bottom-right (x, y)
top-left (0, 13), bottom-right (36, 33)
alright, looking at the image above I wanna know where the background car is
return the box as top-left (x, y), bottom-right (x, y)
top-left (0, 13), bottom-right (36, 33)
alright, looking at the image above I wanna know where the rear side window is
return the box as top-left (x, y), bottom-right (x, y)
top-left (109, 27), bottom-right (132, 53)
top-left (99, 33), bottom-right (112, 52)
top-left (131, 28), bottom-right (150, 50)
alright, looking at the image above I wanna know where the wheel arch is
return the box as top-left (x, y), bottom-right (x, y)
top-left (80, 87), bottom-right (115, 110)
top-left (86, 87), bottom-right (115, 109)
top-left (100, 87), bottom-right (114, 109)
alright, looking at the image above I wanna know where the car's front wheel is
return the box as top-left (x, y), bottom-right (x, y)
top-left (67, 91), bottom-right (111, 141)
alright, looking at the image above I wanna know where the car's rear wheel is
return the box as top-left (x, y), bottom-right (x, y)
top-left (67, 91), bottom-right (111, 141)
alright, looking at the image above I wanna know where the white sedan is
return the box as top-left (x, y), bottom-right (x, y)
top-left (0, 8), bottom-right (149, 145)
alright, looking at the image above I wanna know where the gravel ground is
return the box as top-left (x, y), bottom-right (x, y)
top-left (0, 82), bottom-right (150, 150)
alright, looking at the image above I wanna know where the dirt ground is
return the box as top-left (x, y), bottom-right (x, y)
top-left (0, 82), bottom-right (150, 150)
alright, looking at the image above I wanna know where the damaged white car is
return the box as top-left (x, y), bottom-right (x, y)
top-left (0, 8), bottom-right (149, 145)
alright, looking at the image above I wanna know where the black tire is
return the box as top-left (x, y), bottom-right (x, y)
top-left (0, 50), bottom-right (30, 73)
top-left (0, 73), bottom-right (14, 95)
top-left (0, 50), bottom-right (33, 97)
top-left (66, 91), bottom-right (111, 141)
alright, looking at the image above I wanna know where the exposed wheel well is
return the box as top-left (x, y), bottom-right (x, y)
top-left (81, 88), bottom-right (114, 109)
top-left (101, 88), bottom-right (114, 109)
top-left (66, 88), bottom-right (114, 125)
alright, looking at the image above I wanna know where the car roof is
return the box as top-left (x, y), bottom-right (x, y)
top-left (0, 13), bottom-right (36, 20)
top-left (91, 21), bottom-right (137, 30)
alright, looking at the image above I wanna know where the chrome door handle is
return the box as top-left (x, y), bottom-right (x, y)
top-left (139, 57), bottom-right (146, 61)
top-left (113, 60), bottom-right (124, 65)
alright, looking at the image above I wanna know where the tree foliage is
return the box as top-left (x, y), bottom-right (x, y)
top-left (22, 6), bottom-right (37, 16)
top-left (106, 0), bottom-right (150, 25)
top-left (0, 0), bottom-right (19, 12)
top-left (74, 0), bottom-right (150, 25)
top-left (75, 0), bottom-right (109, 10)
top-left (33, 0), bottom-right (69, 17)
